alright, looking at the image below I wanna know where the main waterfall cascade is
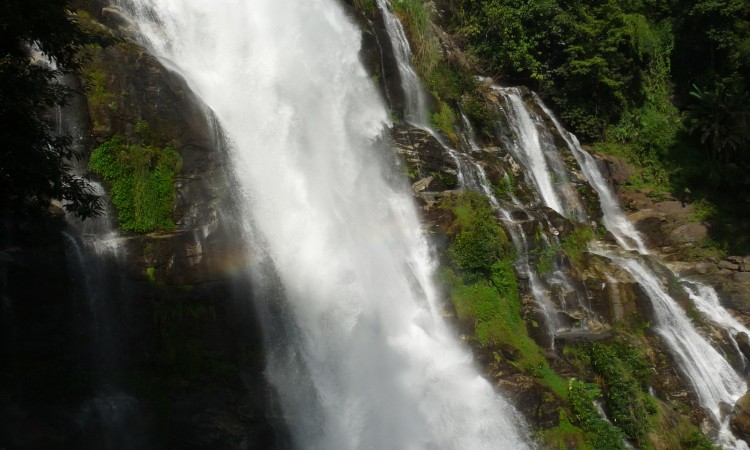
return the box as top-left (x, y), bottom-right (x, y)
top-left (119, 0), bottom-right (531, 448)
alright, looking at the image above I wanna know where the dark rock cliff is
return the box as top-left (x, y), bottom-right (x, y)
top-left (0, 7), bottom-right (289, 450)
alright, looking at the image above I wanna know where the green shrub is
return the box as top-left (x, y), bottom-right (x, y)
top-left (462, 93), bottom-right (500, 139)
top-left (541, 410), bottom-right (591, 450)
top-left (441, 191), bottom-right (508, 279)
top-left (568, 379), bottom-right (628, 450)
top-left (89, 132), bottom-right (181, 233)
top-left (586, 340), bottom-right (655, 445)
top-left (560, 226), bottom-right (594, 267)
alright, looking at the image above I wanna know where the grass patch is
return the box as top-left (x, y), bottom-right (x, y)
top-left (690, 198), bottom-right (718, 222)
top-left (392, 0), bottom-right (440, 77)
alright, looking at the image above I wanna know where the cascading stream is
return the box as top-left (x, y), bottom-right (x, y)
top-left (528, 92), bottom-right (748, 448)
top-left (493, 87), bottom-right (587, 222)
top-left (375, 0), bottom-right (428, 126)
top-left (535, 99), bottom-right (649, 254)
top-left (120, 0), bottom-right (530, 448)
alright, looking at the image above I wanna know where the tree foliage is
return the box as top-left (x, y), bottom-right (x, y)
top-left (0, 0), bottom-right (112, 218)
top-left (437, 0), bottom-right (749, 155)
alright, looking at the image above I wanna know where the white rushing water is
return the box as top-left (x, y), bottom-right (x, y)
top-left (683, 280), bottom-right (750, 368)
top-left (495, 88), bottom-right (563, 214)
top-left (597, 247), bottom-right (746, 423)
top-left (493, 87), bottom-right (588, 222)
top-left (120, 0), bottom-right (530, 448)
top-left (526, 93), bottom-right (748, 447)
top-left (376, 0), bottom-right (429, 126)
top-left (534, 98), bottom-right (649, 254)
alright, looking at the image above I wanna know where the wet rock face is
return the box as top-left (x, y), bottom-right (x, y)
top-left (732, 392), bottom-right (750, 443)
top-left (0, 11), bottom-right (290, 450)
top-left (392, 125), bottom-right (459, 196)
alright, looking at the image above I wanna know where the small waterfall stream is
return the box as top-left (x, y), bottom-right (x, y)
top-left (518, 90), bottom-right (749, 448)
top-left (493, 87), bottom-right (588, 222)
top-left (53, 73), bottom-right (148, 449)
top-left (375, 0), bottom-right (429, 126)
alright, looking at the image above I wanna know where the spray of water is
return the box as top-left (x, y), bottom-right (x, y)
top-left (120, 0), bottom-right (531, 448)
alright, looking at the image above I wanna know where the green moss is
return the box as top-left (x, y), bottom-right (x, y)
top-left (89, 130), bottom-right (181, 233)
top-left (561, 226), bottom-right (594, 267)
top-left (541, 410), bottom-right (591, 450)
top-left (534, 225), bottom-right (592, 274)
top-left (83, 65), bottom-right (115, 109)
top-left (146, 266), bottom-right (156, 283)
top-left (536, 241), bottom-right (558, 275)
top-left (353, 0), bottom-right (376, 15)
top-left (431, 171), bottom-right (458, 189)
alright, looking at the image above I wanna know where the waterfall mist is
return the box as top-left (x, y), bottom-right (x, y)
top-left (120, 0), bottom-right (531, 448)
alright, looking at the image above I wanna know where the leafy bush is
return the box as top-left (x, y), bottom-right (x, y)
top-left (441, 191), bottom-right (508, 279)
top-left (583, 340), bottom-right (655, 445)
top-left (568, 379), bottom-right (628, 450)
top-left (89, 131), bottom-right (181, 233)
top-left (561, 226), bottom-right (594, 267)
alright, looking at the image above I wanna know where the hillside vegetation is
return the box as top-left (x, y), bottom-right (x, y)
top-left (404, 0), bottom-right (750, 253)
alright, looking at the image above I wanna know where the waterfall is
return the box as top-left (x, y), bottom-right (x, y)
top-left (49, 69), bottom-right (148, 449)
top-left (534, 98), bottom-right (649, 254)
top-left (493, 87), bottom-right (587, 222)
top-left (375, 0), bottom-right (429, 126)
top-left (120, 0), bottom-right (530, 448)
top-left (524, 91), bottom-right (749, 448)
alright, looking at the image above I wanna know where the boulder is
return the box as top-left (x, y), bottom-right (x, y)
top-left (596, 153), bottom-right (633, 187)
top-left (720, 260), bottom-right (741, 271)
top-left (411, 176), bottom-right (434, 193)
top-left (731, 391), bottom-right (750, 443)
top-left (736, 333), bottom-right (750, 362)
top-left (668, 222), bottom-right (709, 245)
top-left (101, 6), bottom-right (131, 27)
top-left (631, 210), bottom-right (667, 247)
